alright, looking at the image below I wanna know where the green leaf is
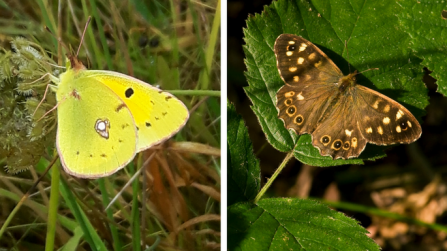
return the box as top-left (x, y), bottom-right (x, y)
top-left (243, 0), bottom-right (428, 167)
top-left (227, 101), bottom-right (261, 206)
top-left (398, 0), bottom-right (447, 96)
top-left (228, 198), bottom-right (380, 251)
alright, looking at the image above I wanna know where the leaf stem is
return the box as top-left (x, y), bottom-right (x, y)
top-left (254, 151), bottom-right (294, 203)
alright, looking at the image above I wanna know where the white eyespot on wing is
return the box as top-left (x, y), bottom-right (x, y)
top-left (286, 51), bottom-right (293, 56)
top-left (396, 125), bottom-right (402, 133)
top-left (297, 92), bottom-right (304, 100)
top-left (293, 76), bottom-right (299, 82)
top-left (308, 52), bottom-right (316, 60)
top-left (383, 104), bottom-right (390, 113)
top-left (288, 41), bottom-right (295, 45)
top-left (289, 67), bottom-right (297, 72)
top-left (383, 117), bottom-right (390, 125)
top-left (366, 127), bottom-right (373, 134)
top-left (95, 119), bottom-right (110, 139)
top-left (297, 57), bottom-right (305, 64)
top-left (407, 121), bottom-right (412, 128)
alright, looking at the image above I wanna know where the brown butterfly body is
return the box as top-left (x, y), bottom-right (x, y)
top-left (274, 34), bottom-right (422, 159)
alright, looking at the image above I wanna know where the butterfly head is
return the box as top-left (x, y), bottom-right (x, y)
top-left (338, 70), bottom-right (358, 92)
top-left (66, 54), bottom-right (86, 72)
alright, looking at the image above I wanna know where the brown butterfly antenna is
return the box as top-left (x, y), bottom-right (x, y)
top-left (76, 16), bottom-right (91, 57)
top-left (345, 40), bottom-right (351, 73)
top-left (357, 68), bottom-right (379, 75)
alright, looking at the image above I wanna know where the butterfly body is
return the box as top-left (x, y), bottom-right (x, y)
top-left (274, 34), bottom-right (421, 159)
top-left (54, 56), bottom-right (189, 178)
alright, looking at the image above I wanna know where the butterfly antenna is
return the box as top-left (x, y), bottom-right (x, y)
top-left (76, 16), bottom-right (91, 57)
top-left (345, 40), bottom-right (352, 73)
top-left (358, 68), bottom-right (379, 75)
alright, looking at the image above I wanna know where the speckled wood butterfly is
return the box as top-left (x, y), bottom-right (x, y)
top-left (275, 34), bottom-right (422, 159)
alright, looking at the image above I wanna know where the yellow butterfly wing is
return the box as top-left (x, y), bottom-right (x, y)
top-left (56, 69), bottom-right (138, 178)
top-left (84, 70), bottom-right (189, 152)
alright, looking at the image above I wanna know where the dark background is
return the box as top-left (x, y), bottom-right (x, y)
top-left (227, 0), bottom-right (447, 250)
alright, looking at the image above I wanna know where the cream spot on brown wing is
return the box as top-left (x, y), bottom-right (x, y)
top-left (305, 75), bottom-right (312, 81)
top-left (289, 67), bottom-right (297, 72)
top-left (352, 137), bottom-right (358, 148)
top-left (297, 92), bottom-right (304, 100)
top-left (396, 109), bottom-right (404, 120)
top-left (383, 104), bottom-right (390, 113)
top-left (288, 41), bottom-right (295, 45)
top-left (285, 91), bottom-right (295, 98)
top-left (293, 76), bottom-right (299, 82)
top-left (366, 127), bottom-right (373, 134)
top-left (396, 125), bottom-right (402, 133)
top-left (373, 100), bottom-right (380, 109)
top-left (364, 116), bottom-right (371, 122)
top-left (299, 43), bottom-right (307, 52)
top-left (407, 121), bottom-right (412, 128)
top-left (345, 129), bottom-right (353, 137)
top-left (314, 61), bottom-right (322, 68)
top-left (297, 57), bottom-right (305, 64)
top-left (286, 51), bottom-right (293, 56)
top-left (383, 117), bottom-right (390, 125)
top-left (377, 126), bottom-right (383, 135)
top-left (308, 52), bottom-right (316, 60)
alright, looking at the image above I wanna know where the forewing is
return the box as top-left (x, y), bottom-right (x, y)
top-left (354, 85), bottom-right (422, 145)
top-left (275, 34), bottom-right (343, 135)
top-left (311, 94), bottom-right (367, 159)
top-left (56, 79), bottom-right (137, 178)
top-left (85, 71), bottom-right (189, 152)
top-left (274, 34), bottom-right (343, 86)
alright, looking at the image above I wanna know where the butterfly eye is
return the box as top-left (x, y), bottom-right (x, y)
top-left (343, 141), bottom-right (350, 150)
top-left (294, 115), bottom-right (304, 125)
top-left (320, 135), bottom-right (331, 146)
top-left (286, 106), bottom-right (296, 116)
top-left (332, 139), bottom-right (342, 150)
top-left (400, 121), bottom-right (408, 130)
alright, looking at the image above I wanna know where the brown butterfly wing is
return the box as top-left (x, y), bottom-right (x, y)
top-left (311, 93), bottom-right (368, 159)
top-left (353, 85), bottom-right (422, 145)
top-left (275, 34), bottom-right (342, 134)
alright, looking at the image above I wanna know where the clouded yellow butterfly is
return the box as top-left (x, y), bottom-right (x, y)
top-left (50, 25), bottom-right (188, 178)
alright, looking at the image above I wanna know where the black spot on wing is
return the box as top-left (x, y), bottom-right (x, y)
top-left (125, 88), bottom-right (134, 98)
